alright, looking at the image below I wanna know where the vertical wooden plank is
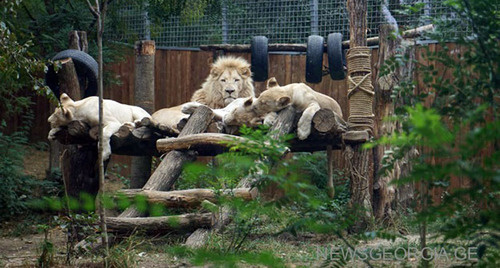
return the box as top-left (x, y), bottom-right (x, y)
top-left (284, 54), bottom-right (292, 84)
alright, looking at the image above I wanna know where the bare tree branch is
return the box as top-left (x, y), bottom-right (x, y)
top-left (85, 0), bottom-right (98, 17)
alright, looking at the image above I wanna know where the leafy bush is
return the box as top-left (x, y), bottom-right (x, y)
top-left (176, 125), bottom-right (368, 266)
top-left (0, 117), bottom-right (61, 222)
top-left (369, 0), bottom-right (499, 265)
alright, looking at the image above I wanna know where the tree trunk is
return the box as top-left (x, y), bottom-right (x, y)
top-left (346, 0), bottom-right (374, 231)
top-left (373, 25), bottom-right (401, 220)
top-left (185, 106), bottom-right (297, 247)
top-left (119, 106), bottom-right (214, 217)
top-left (373, 25), bottom-right (417, 221)
top-left (131, 40), bottom-right (156, 188)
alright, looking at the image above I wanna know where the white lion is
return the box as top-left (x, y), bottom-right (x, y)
top-left (151, 56), bottom-right (256, 132)
top-left (252, 77), bottom-right (343, 140)
top-left (191, 56), bottom-right (255, 108)
top-left (47, 93), bottom-right (151, 159)
top-left (181, 97), bottom-right (276, 128)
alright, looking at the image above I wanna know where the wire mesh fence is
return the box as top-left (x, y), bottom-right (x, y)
top-left (107, 0), bottom-right (469, 49)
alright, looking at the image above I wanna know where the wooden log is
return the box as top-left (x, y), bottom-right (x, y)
top-left (140, 117), bottom-right (178, 137)
top-left (119, 106), bottom-right (214, 217)
top-left (156, 133), bottom-right (251, 153)
top-left (61, 144), bottom-right (100, 199)
top-left (53, 121), bottom-right (95, 145)
top-left (269, 106), bottom-right (296, 139)
top-left (185, 229), bottom-right (210, 248)
top-left (117, 188), bottom-right (254, 208)
top-left (110, 126), bottom-right (162, 157)
top-left (373, 24), bottom-right (418, 221)
top-left (48, 57), bottom-right (82, 174)
top-left (185, 106), bottom-right (297, 246)
top-left (107, 213), bottom-right (213, 233)
top-left (52, 121), bottom-right (162, 156)
top-left (312, 109), bottom-right (347, 134)
top-left (326, 145), bottom-right (335, 199)
top-left (343, 130), bottom-right (370, 143)
top-left (68, 31), bottom-right (88, 54)
top-left (131, 40), bottom-right (156, 188)
top-left (346, 0), bottom-right (374, 231)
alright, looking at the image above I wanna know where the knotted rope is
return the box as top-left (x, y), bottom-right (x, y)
top-left (346, 47), bottom-right (374, 131)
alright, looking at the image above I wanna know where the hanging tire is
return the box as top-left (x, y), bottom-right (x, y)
top-left (251, 36), bottom-right (269, 82)
top-left (327, 33), bottom-right (345, 80)
top-left (45, 49), bottom-right (98, 97)
top-left (306, 35), bottom-right (324, 84)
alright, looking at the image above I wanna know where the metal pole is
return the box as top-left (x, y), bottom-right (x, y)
top-left (310, 0), bottom-right (319, 35)
top-left (222, 1), bottom-right (228, 44)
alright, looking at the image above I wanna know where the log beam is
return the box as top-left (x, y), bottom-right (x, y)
top-left (107, 213), bottom-right (213, 233)
top-left (199, 25), bottom-right (434, 52)
top-left (156, 133), bottom-right (251, 153)
top-left (312, 108), bottom-right (347, 134)
top-left (117, 188), bottom-right (254, 208)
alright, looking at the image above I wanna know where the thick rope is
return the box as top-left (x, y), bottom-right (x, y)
top-left (346, 47), bottom-right (374, 131)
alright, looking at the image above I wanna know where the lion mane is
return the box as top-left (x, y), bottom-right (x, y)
top-left (191, 56), bottom-right (255, 109)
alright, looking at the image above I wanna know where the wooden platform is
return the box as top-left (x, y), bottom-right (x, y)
top-left (51, 107), bottom-right (370, 157)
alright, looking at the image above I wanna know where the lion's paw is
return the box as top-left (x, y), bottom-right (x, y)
top-left (102, 145), bottom-right (112, 160)
top-left (297, 125), bottom-right (311, 140)
top-left (123, 122), bottom-right (135, 128)
top-left (48, 128), bottom-right (60, 140)
top-left (263, 112), bottom-right (278, 126)
top-left (181, 102), bottom-right (201, 114)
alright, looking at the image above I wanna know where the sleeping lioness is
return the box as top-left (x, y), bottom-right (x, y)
top-left (253, 77), bottom-right (343, 140)
top-left (48, 93), bottom-right (151, 160)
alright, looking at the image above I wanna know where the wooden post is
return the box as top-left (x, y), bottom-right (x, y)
top-left (119, 106), bottom-right (214, 218)
top-left (130, 40), bottom-right (156, 188)
top-left (373, 25), bottom-right (417, 221)
top-left (373, 24), bottom-right (400, 220)
top-left (185, 106), bottom-right (297, 248)
top-left (345, 0), bottom-right (374, 230)
top-left (56, 31), bottom-right (103, 199)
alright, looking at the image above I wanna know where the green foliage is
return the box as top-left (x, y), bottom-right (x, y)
top-left (176, 125), bottom-right (370, 266)
top-left (0, 13), bottom-right (51, 120)
top-left (36, 224), bottom-right (55, 268)
top-left (369, 0), bottom-right (499, 266)
top-left (147, 0), bottom-right (220, 24)
top-left (0, 117), bottom-right (61, 221)
top-left (106, 234), bottom-right (142, 268)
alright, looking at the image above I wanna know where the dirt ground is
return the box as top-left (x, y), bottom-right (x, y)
top-left (0, 146), bottom-right (475, 267)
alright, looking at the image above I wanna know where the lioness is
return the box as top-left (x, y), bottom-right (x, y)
top-left (182, 97), bottom-right (275, 128)
top-left (48, 93), bottom-right (151, 160)
top-left (152, 56), bottom-right (256, 132)
top-left (253, 77), bottom-right (343, 140)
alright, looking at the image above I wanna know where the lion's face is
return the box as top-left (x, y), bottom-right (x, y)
top-left (216, 69), bottom-right (246, 106)
top-left (253, 90), bottom-right (291, 116)
top-left (48, 106), bottom-right (73, 128)
top-left (223, 97), bottom-right (262, 126)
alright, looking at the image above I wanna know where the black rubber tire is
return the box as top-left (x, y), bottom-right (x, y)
top-left (251, 36), bottom-right (268, 82)
top-left (327, 33), bottom-right (346, 80)
top-left (306, 35), bottom-right (324, 84)
top-left (45, 49), bottom-right (98, 97)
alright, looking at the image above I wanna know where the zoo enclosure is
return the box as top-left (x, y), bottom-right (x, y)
top-left (109, 0), bottom-right (469, 48)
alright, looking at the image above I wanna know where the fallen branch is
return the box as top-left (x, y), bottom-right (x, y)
top-left (107, 213), bottom-right (213, 233)
top-left (116, 188), bottom-right (254, 208)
